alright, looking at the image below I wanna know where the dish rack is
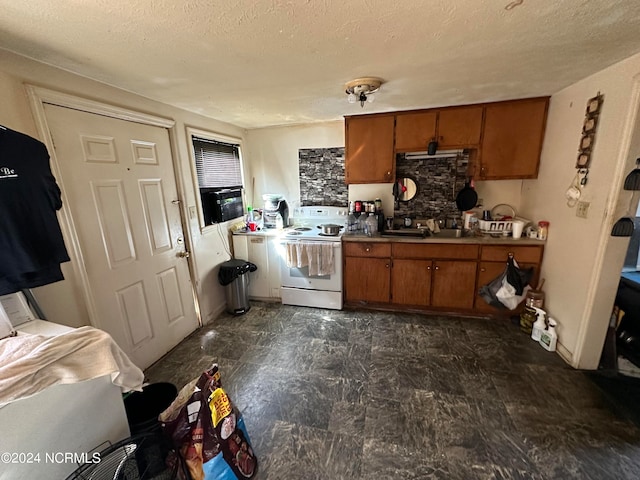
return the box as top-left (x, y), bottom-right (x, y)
top-left (478, 218), bottom-right (514, 234)
top-left (477, 204), bottom-right (525, 235)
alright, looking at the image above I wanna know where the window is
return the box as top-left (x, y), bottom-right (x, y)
top-left (193, 136), bottom-right (242, 190)
top-left (188, 129), bottom-right (245, 227)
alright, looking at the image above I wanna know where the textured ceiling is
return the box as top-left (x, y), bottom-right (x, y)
top-left (1, 0), bottom-right (640, 129)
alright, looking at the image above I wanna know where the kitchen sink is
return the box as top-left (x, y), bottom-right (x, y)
top-left (381, 228), bottom-right (430, 238)
top-left (432, 228), bottom-right (466, 238)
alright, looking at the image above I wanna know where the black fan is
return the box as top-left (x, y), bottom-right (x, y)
top-left (65, 432), bottom-right (184, 480)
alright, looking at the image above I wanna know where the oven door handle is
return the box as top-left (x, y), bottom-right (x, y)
top-left (280, 241), bottom-right (342, 248)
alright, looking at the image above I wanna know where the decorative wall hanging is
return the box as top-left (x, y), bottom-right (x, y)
top-left (576, 92), bottom-right (604, 169)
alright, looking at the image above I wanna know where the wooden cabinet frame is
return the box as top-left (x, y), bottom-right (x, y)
top-left (344, 97), bottom-right (549, 184)
top-left (344, 240), bottom-right (545, 317)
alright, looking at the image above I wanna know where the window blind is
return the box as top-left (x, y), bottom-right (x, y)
top-left (193, 136), bottom-right (242, 189)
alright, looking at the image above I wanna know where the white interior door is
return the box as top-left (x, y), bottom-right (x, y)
top-left (44, 103), bottom-right (198, 369)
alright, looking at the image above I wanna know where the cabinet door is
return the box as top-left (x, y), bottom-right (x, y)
top-left (395, 111), bottom-right (437, 151)
top-left (238, 236), bottom-right (269, 298)
top-left (474, 261), bottom-right (539, 313)
top-left (479, 98), bottom-right (549, 179)
top-left (391, 259), bottom-right (432, 306)
top-left (344, 257), bottom-right (390, 303)
top-left (437, 106), bottom-right (483, 148)
top-left (345, 115), bottom-right (395, 184)
top-left (431, 260), bottom-right (477, 309)
top-left (266, 237), bottom-right (282, 297)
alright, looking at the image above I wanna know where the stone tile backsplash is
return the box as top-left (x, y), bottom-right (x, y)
top-left (298, 147), bottom-right (469, 219)
top-left (298, 147), bottom-right (348, 207)
top-left (394, 151), bottom-right (469, 221)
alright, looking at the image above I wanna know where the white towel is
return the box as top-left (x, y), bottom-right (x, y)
top-left (305, 242), bottom-right (335, 276)
top-left (285, 241), bottom-right (335, 276)
top-left (0, 326), bottom-right (144, 406)
top-left (285, 242), bottom-right (308, 268)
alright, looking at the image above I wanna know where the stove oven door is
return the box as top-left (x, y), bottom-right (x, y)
top-left (280, 240), bottom-right (343, 292)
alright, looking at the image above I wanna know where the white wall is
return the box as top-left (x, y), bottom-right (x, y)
top-left (245, 121), bottom-right (524, 219)
top-left (0, 49), bottom-right (246, 328)
top-left (244, 122), bottom-right (344, 209)
top-left (521, 51), bottom-right (640, 368)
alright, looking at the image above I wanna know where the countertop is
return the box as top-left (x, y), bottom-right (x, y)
top-left (232, 227), bottom-right (285, 237)
top-left (232, 227), bottom-right (546, 245)
top-left (342, 233), bottom-right (546, 245)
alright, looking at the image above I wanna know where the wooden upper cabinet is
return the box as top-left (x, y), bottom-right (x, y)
top-left (437, 106), bottom-right (483, 148)
top-left (394, 111), bottom-right (437, 151)
top-left (478, 97), bottom-right (549, 180)
top-left (345, 114), bottom-right (395, 184)
top-left (394, 106), bottom-right (483, 152)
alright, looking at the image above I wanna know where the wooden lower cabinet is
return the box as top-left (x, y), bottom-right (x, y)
top-left (474, 245), bottom-right (544, 313)
top-left (344, 241), bottom-right (544, 315)
top-left (474, 261), bottom-right (540, 313)
top-left (344, 256), bottom-right (390, 303)
top-left (391, 259), bottom-right (432, 306)
top-left (431, 260), bottom-right (477, 309)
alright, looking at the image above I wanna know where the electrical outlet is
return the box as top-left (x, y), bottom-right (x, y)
top-left (576, 201), bottom-right (590, 218)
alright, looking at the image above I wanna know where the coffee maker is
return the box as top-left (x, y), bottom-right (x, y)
top-left (262, 194), bottom-right (289, 228)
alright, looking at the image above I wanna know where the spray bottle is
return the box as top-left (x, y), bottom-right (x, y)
top-left (531, 307), bottom-right (547, 342)
top-left (539, 318), bottom-right (558, 352)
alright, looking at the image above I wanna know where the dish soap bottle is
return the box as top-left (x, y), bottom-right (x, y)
top-left (531, 307), bottom-right (547, 341)
top-left (539, 318), bottom-right (558, 351)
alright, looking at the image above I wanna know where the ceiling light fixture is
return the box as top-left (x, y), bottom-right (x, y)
top-left (345, 77), bottom-right (384, 108)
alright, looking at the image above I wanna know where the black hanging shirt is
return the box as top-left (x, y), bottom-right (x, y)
top-left (0, 127), bottom-right (70, 294)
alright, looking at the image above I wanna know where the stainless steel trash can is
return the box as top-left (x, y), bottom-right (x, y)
top-left (218, 259), bottom-right (257, 315)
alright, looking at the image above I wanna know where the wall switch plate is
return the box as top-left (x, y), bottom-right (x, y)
top-left (576, 201), bottom-right (590, 218)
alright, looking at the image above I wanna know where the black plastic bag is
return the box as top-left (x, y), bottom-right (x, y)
top-left (506, 256), bottom-right (533, 296)
top-left (479, 256), bottom-right (534, 310)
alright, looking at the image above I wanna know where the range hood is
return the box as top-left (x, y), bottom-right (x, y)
top-left (403, 149), bottom-right (465, 160)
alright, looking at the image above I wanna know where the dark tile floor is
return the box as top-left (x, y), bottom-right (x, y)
top-left (145, 302), bottom-right (640, 479)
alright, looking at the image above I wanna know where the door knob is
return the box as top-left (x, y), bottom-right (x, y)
top-left (177, 251), bottom-right (190, 258)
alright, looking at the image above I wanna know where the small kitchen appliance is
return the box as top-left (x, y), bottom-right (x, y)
top-left (280, 205), bottom-right (347, 310)
top-left (262, 194), bottom-right (289, 229)
top-left (201, 188), bottom-right (244, 225)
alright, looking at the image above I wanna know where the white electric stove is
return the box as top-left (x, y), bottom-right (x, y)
top-left (280, 206), bottom-right (347, 309)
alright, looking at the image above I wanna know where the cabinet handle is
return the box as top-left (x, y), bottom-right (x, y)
top-left (365, 247), bottom-right (371, 252)
top-left (385, 263), bottom-right (390, 268)
top-left (426, 266), bottom-right (431, 270)
top-left (434, 266), bottom-right (439, 270)
top-left (480, 267), bottom-right (486, 272)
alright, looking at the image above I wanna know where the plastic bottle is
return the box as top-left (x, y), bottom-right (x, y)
top-left (275, 212), bottom-right (284, 230)
top-left (539, 318), bottom-right (558, 351)
top-left (531, 307), bottom-right (547, 341)
top-left (356, 213), bottom-right (366, 233)
top-left (365, 213), bottom-right (378, 237)
top-left (246, 206), bottom-right (257, 231)
top-left (347, 202), bottom-right (357, 234)
top-left (538, 221), bottom-right (549, 241)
